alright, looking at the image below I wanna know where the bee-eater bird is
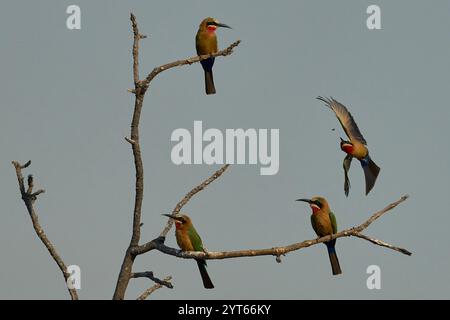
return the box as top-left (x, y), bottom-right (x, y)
top-left (296, 197), bottom-right (342, 276)
top-left (317, 96), bottom-right (380, 196)
top-left (195, 17), bottom-right (231, 95)
top-left (163, 213), bottom-right (214, 289)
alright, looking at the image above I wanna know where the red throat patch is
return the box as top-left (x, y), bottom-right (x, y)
top-left (341, 143), bottom-right (354, 154)
top-left (310, 204), bottom-right (320, 214)
top-left (207, 25), bottom-right (217, 32)
top-left (174, 221), bottom-right (182, 230)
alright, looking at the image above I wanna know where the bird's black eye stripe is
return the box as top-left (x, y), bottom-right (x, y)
top-left (206, 21), bottom-right (216, 26)
top-left (314, 200), bottom-right (322, 208)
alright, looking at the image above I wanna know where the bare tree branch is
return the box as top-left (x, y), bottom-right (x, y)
top-left (136, 195), bottom-right (411, 260)
top-left (11, 161), bottom-right (79, 300)
top-left (131, 271), bottom-right (173, 288)
top-left (124, 136), bottom-right (136, 145)
top-left (130, 13), bottom-right (142, 86)
top-left (112, 13), bottom-right (147, 300)
top-left (160, 164), bottom-right (230, 238)
top-left (112, 13), bottom-right (239, 300)
top-left (353, 233), bottom-right (412, 256)
top-left (143, 41), bottom-right (240, 86)
top-left (137, 276), bottom-right (172, 300)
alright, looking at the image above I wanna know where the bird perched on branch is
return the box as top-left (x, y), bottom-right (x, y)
top-left (163, 213), bottom-right (214, 289)
top-left (196, 17), bottom-right (231, 95)
top-left (317, 96), bottom-right (380, 196)
top-left (296, 196), bottom-right (342, 276)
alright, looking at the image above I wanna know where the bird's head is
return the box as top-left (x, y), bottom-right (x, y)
top-left (199, 17), bottom-right (231, 33)
top-left (340, 137), bottom-right (354, 154)
top-left (162, 213), bottom-right (192, 230)
top-left (296, 196), bottom-right (329, 214)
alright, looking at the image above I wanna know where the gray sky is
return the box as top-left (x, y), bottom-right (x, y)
top-left (1, 0), bottom-right (449, 299)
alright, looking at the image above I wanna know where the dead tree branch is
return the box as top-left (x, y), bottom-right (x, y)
top-left (131, 271), bottom-right (173, 288)
top-left (159, 164), bottom-right (230, 239)
top-left (12, 160), bottom-right (79, 300)
top-left (135, 195), bottom-right (411, 260)
top-left (137, 276), bottom-right (172, 300)
top-left (352, 233), bottom-right (411, 256)
top-left (112, 13), bottom-right (239, 300)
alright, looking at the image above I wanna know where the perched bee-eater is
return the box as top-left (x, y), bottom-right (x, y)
top-left (317, 96), bottom-right (380, 196)
top-left (195, 17), bottom-right (231, 95)
top-left (296, 197), bottom-right (342, 276)
top-left (163, 213), bottom-right (214, 289)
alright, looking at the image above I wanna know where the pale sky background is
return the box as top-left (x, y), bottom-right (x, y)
top-left (1, 0), bottom-right (449, 299)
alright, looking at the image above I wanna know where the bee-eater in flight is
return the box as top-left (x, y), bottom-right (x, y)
top-left (317, 96), bottom-right (380, 196)
top-left (196, 17), bottom-right (231, 95)
top-left (296, 197), bottom-right (342, 276)
top-left (163, 213), bottom-right (214, 289)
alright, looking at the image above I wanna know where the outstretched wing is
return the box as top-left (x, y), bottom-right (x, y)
top-left (317, 96), bottom-right (367, 145)
top-left (343, 154), bottom-right (353, 197)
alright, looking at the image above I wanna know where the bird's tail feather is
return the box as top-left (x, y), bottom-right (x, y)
top-left (204, 70), bottom-right (216, 95)
top-left (362, 156), bottom-right (380, 195)
top-left (326, 244), bottom-right (342, 276)
top-left (196, 259), bottom-right (214, 289)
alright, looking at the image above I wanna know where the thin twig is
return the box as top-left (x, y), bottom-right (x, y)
top-left (160, 164), bottom-right (230, 238)
top-left (130, 13), bottom-right (141, 86)
top-left (124, 136), bottom-right (135, 145)
top-left (353, 233), bottom-right (412, 256)
top-left (131, 271), bottom-right (173, 288)
top-left (137, 276), bottom-right (172, 300)
top-left (12, 161), bottom-right (79, 300)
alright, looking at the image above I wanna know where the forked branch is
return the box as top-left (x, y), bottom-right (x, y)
top-left (12, 160), bottom-right (79, 300)
top-left (137, 276), bottom-right (173, 300)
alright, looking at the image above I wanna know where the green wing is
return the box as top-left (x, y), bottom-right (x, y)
top-left (329, 211), bottom-right (338, 234)
top-left (188, 225), bottom-right (204, 252)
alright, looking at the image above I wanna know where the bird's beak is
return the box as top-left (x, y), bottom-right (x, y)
top-left (296, 198), bottom-right (312, 204)
top-left (216, 22), bottom-right (231, 29)
top-left (340, 137), bottom-right (345, 143)
top-left (162, 214), bottom-right (182, 221)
